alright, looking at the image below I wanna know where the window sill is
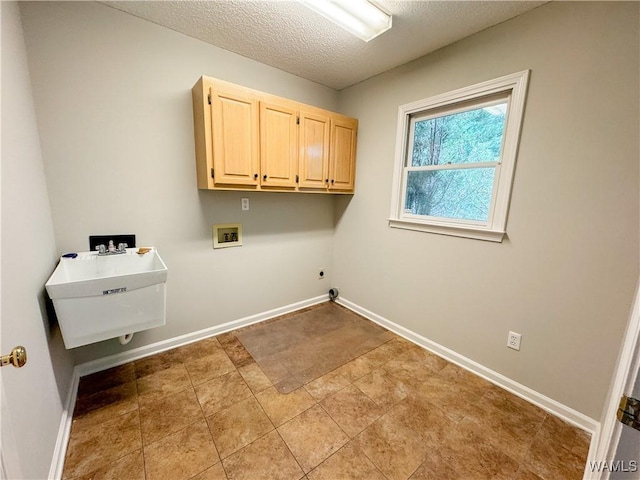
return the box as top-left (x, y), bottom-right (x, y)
top-left (388, 218), bottom-right (505, 242)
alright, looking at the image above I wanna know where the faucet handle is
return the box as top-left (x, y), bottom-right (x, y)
top-left (117, 243), bottom-right (128, 252)
top-left (95, 244), bottom-right (106, 254)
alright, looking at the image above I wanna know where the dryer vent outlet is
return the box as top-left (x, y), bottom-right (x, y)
top-left (329, 287), bottom-right (339, 301)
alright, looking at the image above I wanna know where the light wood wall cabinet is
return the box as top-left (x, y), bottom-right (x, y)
top-left (209, 83), bottom-right (260, 186)
top-left (192, 76), bottom-right (358, 193)
top-left (329, 116), bottom-right (358, 191)
top-left (260, 100), bottom-right (298, 188)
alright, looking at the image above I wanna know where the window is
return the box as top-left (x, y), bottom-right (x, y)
top-left (389, 71), bottom-right (530, 242)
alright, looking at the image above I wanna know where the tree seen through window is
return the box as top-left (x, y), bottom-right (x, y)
top-left (405, 104), bottom-right (506, 222)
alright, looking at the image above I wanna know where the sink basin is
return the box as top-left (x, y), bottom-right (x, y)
top-left (45, 248), bottom-right (168, 349)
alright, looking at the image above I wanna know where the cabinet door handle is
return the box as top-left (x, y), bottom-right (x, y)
top-left (254, 173), bottom-right (258, 179)
top-left (331, 179), bottom-right (335, 184)
top-left (263, 175), bottom-right (267, 181)
top-left (325, 178), bottom-right (329, 183)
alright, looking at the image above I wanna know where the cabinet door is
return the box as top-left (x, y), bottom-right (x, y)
top-left (329, 117), bottom-right (358, 191)
top-left (210, 87), bottom-right (260, 186)
top-left (298, 111), bottom-right (330, 189)
top-left (260, 101), bottom-right (298, 188)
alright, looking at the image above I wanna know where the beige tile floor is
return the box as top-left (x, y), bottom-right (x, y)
top-left (63, 302), bottom-right (591, 480)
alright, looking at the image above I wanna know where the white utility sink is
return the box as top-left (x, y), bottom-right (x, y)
top-left (45, 248), bottom-right (168, 349)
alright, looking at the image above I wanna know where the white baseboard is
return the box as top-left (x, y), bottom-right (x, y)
top-left (337, 297), bottom-right (600, 435)
top-left (48, 368), bottom-right (80, 480)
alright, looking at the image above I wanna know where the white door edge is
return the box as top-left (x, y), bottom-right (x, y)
top-left (0, 371), bottom-right (24, 480)
top-left (591, 278), bottom-right (640, 479)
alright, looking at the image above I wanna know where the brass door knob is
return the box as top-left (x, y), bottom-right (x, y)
top-left (1, 346), bottom-right (27, 368)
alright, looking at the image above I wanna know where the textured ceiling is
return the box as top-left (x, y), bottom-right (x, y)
top-left (102, 1), bottom-right (546, 90)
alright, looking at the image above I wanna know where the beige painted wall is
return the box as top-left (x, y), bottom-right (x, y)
top-left (1, 2), bottom-right (75, 477)
top-left (18, 0), bottom-right (639, 421)
top-left (334, 1), bottom-right (639, 420)
top-left (19, 1), bottom-right (340, 364)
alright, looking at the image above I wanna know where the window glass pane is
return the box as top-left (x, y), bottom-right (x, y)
top-left (405, 168), bottom-right (496, 222)
top-left (410, 103), bottom-right (506, 167)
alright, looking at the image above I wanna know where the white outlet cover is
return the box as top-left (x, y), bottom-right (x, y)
top-left (241, 198), bottom-right (249, 211)
top-left (507, 331), bottom-right (522, 351)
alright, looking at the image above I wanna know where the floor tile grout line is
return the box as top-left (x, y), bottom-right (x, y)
top-left (354, 422), bottom-right (390, 480)
top-left (248, 371), bottom-right (347, 476)
top-left (132, 343), bottom-right (223, 479)
top-left (250, 386), bottom-right (280, 431)
top-left (274, 426), bottom-right (307, 477)
top-left (137, 398), bottom-right (149, 480)
top-left (202, 412), bottom-right (223, 473)
top-left (207, 387), bottom-right (278, 462)
top-left (304, 439), bottom-right (391, 480)
top-left (316, 400), bottom-right (355, 440)
top-left (142, 410), bottom-right (223, 479)
top-left (202, 360), bottom-right (246, 463)
top-left (65, 408), bottom-right (144, 479)
top-left (130, 375), bottom-right (144, 479)
top-left (217, 455), bottom-right (230, 480)
top-left (142, 415), bottom-right (206, 447)
top-left (453, 396), bottom-right (546, 471)
top-left (406, 457), bottom-right (427, 480)
top-left (522, 413), bottom-right (550, 463)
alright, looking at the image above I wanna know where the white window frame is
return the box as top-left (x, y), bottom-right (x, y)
top-left (389, 70), bottom-right (530, 242)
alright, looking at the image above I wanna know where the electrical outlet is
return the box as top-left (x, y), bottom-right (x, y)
top-left (318, 269), bottom-right (326, 280)
top-left (241, 198), bottom-right (249, 211)
top-left (507, 331), bottom-right (522, 351)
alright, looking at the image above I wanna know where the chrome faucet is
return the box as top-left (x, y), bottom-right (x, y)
top-left (95, 240), bottom-right (128, 256)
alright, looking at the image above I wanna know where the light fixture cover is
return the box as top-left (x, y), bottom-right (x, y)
top-left (300, 0), bottom-right (392, 42)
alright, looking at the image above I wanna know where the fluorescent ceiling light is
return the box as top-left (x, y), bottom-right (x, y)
top-left (300, 0), bottom-right (392, 42)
